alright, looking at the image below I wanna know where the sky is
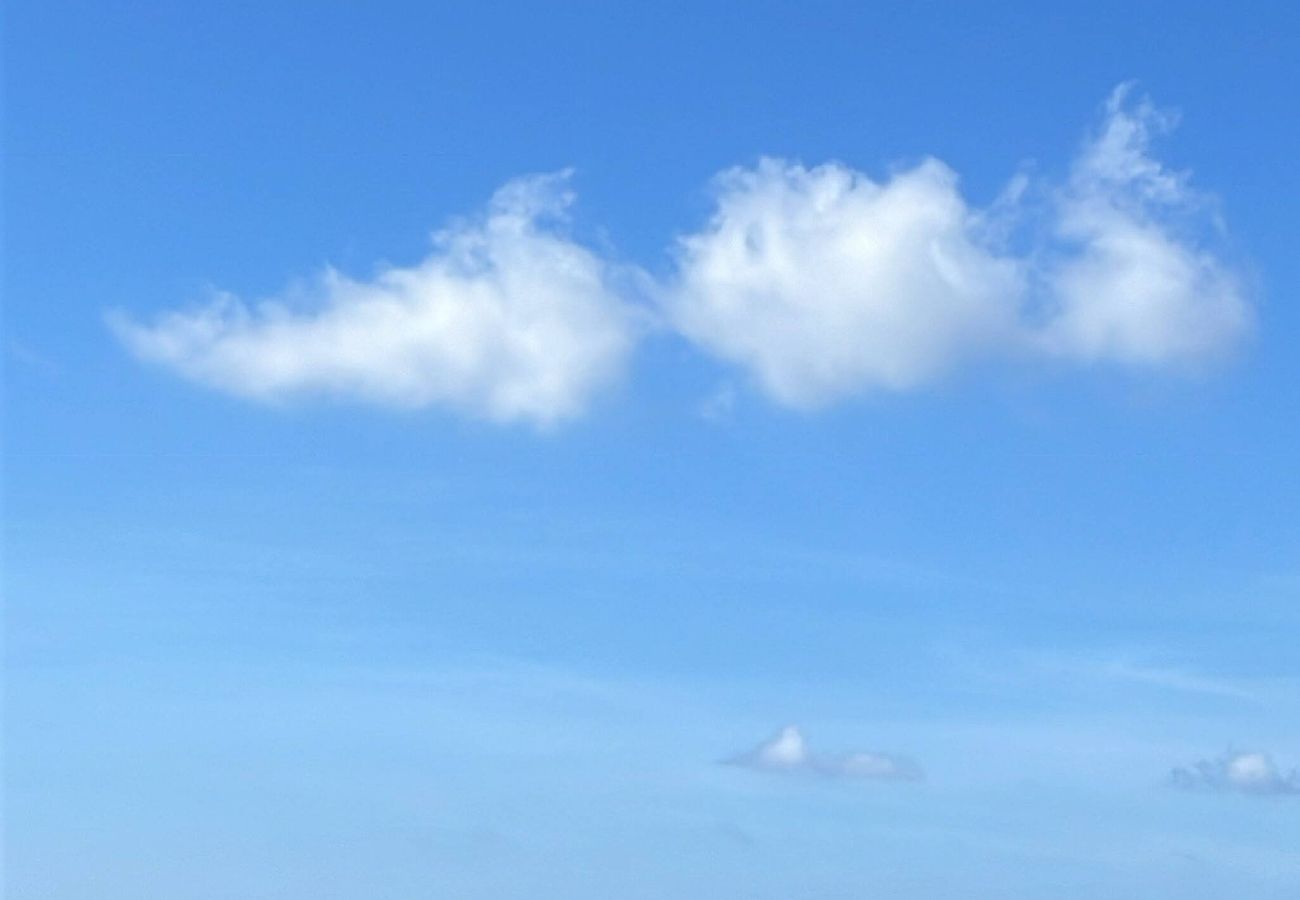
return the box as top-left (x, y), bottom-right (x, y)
top-left (4, 2), bottom-right (1299, 897)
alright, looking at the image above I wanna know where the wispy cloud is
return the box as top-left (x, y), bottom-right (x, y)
top-left (1037, 84), bottom-right (1251, 366)
top-left (723, 726), bottom-right (923, 782)
top-left (6, 339), bottom-right (62, 378)
top-left (1171, 751), bottom-right (1300, 797)
top-left (1090, 660), bottom-right (1258, 702)
top-left (697, 382), bottom-right (738, 422)
top-left (1007, 651), bottom-right (1262, 703)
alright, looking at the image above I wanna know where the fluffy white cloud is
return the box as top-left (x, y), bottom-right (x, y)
top-left (724, 726), bottom-right (922, 782)
top-left (111, 172), bottom-right (639, 426)
top-left (668, 158), bottom-right (1024, 408)
top-left (668, 86), bottom-right (1250, 407)
top-left (115, 88), bottom-right (1252, 421)
top-left (1038, 85), bottom-right (1252, 366)
top-left (1171, 751), bottom-right (1300, 797)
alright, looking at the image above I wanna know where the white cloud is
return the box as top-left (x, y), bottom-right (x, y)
top-left (724, 726), bottom-right (922, 782)
top-left (727, 725), bottom-right (812, 771)
top-left (668, 86), bottom-right (1250, 408)
top-left (1037, 84), bottom-right (1252, 366)
top-left (1171, 751), bottom-right (1300, 797)
top-left (115, 88), bottom-right (1252, 422)
top-left (111, 172), bottom-right (639, 426)
top-left (668, 158), bottom-right (1024, 408)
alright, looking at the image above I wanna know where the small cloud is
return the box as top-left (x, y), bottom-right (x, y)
top-left (723, 726), bottom-right (922, 782)
top-left (1171, 750), bottom-right (1300, 797)
top-left (727, 724), bottom-right (812, 771)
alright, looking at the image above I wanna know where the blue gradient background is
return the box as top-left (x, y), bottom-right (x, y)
top-left (5, 2), bottom-right (1299, 897)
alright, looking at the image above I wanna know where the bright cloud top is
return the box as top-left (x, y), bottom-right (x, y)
top-left (1171, 751), bottom-right (1300, 797)
top-left (724, 726), bottom-right (923, 782)
top-left (111, 172), bottom-right (639, 426)
top-left (670, 85), bottom-right (1250, 407)
top-left (114, 87), bottom-right (1251, 422)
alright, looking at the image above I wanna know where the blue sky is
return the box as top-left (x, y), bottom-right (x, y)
top-left (4, 2), bottom-right (1299, 897)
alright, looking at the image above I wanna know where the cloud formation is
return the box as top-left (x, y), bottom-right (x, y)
top-left (1171, 751), bottom-right (1300, 797)
top-left (723, 726), bottom-right (923, 782)
top-left (668, 158), bottom-right (1023, 408)
top-left (114, 86), bottom-right (1251, 422)
top-left (670, 85), bottom-right (1250, 407)
top-left (112, 173), bottom-right (639, 426)
top-left (1037, 85), bottom-right (1251, 366)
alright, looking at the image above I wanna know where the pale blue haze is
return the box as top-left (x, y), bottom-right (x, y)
top-left (4, 2), bottom-right (1299, 898)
